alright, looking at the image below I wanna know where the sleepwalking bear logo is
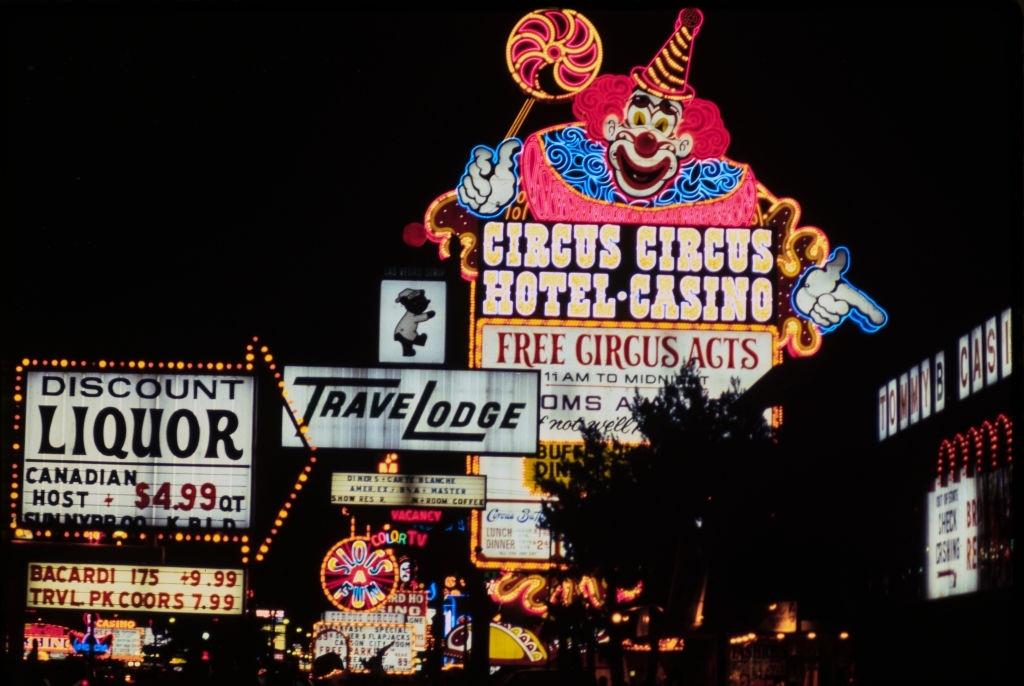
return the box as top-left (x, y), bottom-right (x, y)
top-left (379, 280), bottom-right (447, 364)
top-left (394, 288), bottom-right (436, 357)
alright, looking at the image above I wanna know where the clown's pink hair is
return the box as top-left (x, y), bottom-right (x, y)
top-left (572, 74), bottom-right (731, 159)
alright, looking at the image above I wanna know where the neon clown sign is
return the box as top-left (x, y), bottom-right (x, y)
top-left (415, 7), bottom-right (887, 354)
top-left (409, 8), bottom-right (889, 567)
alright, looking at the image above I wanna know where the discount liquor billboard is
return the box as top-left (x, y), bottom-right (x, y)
top-left (22, 372), bottom-right (255, 530)
top-left (26, 563), bottom-right (244, 615)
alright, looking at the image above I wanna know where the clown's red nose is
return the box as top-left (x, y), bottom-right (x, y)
top-left (634, 132), bottom-right (659, 158)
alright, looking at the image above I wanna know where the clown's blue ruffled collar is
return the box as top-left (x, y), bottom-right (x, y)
top-left (540, 125), bottom-right (744, 206)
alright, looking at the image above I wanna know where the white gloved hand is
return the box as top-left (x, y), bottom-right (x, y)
top-left (793, 247), bottom-right (887, 332)
top-left (456, 138), bottom-right (522, 217)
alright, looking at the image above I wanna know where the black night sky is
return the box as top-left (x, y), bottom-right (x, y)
top-left (2, 4), bottom-right (1020, 683)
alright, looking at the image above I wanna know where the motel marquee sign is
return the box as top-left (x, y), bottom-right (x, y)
top-left (282, 367), bottom-right (539, 455)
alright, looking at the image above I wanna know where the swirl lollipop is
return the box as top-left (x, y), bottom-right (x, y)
top-left (501, 9), bottom-right (603, 140)
top-left (506, 8), bottom-right (603, 102)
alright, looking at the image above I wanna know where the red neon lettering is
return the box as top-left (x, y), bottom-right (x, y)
top-left (496, 332), bottom-right (512, 364)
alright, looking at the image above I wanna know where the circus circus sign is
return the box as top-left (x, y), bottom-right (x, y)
top-left (405, 7), bottom-right (888, 445)
top-left (320, 537), bottom-right (398, 612)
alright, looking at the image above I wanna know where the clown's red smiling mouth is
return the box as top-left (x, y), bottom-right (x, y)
top-left (615, 147), bottom-right (672, 190)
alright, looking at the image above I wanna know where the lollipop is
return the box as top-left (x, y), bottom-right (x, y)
top-left (320, 536), bottom-right (398, 612)
top-left (506, 8), bottom-right (603, 102)
top-left (502, 9), bottom-right (603, 139)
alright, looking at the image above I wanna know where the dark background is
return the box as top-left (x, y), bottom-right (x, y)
top-left (2, 4), bottom-right (1020, 684)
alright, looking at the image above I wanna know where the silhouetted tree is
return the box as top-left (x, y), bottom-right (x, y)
top-left (536, 362), bottom-right (777, 684)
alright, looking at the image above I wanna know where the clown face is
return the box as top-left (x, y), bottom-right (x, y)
top-left (603, 89), bottom-right (694, 198)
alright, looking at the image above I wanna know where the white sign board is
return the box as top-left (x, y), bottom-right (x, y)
top-left (984, 316), bottom-right (999, 386)
top-left (323, 591), bottom-right (428, 650)
top-left (876, 309), bottom-right (1012, 442)
top-left (282, 367), bottom-right (539, 455)
top-left (970, 326), bottom-right (984, 394)
top-left (479, 455), bottom-right (544, 502)
top-left (379, 279), bottom-right (446, 364)
top-left (919, 359), bottom-right (932, 419)
top-left (313, 623), bottom-right (415, 674)
top-left (324, 611), bottom-right (408, 624)
top-left (957, 335), bottom-right (971, 400)
top-left (110, 627), bottom-right (149, 660)
top-left (26, 563), bottom-right (244, 615)
top-left (897, 373), bottom-right (909, 431)
top-left (480, 500), bottom-right (552, 561)
top-left (323, 618), bottom-right (427, 653)
top-left (926, 476), bottom-right (978, 599)
top-left (886, 379), bottom-right (898, 436)
top-left (999, 308), bottom-right (1012, 378)
top-left (876, 386), bottom-right (887, 441)
top-left (479, 323), bottom-right (773, 443)
top-left (330, 473), bottom-right (485, 508)
top-left (23, 372), bottom-right (254, 530)
top-left (908, 366), bottom-right (920, 425)
top-left (953, 310), bottom-right (1013, 403)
